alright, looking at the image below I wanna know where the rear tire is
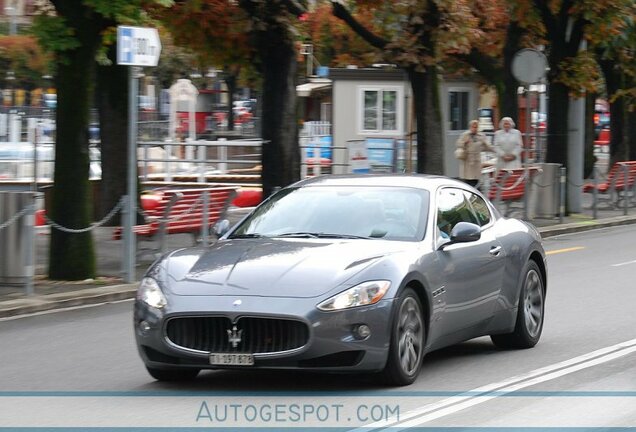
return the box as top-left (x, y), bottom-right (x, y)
top-left (382, 288), bottom-right (425, 386)
top-left (491, 260), bottom-right (545, 349)
top-left (146, 366), bottom-right (200, 381)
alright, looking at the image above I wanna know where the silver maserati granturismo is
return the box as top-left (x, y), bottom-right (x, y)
top-left (134, 174), bottom-right (547, 386)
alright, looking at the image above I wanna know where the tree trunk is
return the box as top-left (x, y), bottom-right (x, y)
top-left (96, 45), bottom-right (128, 226)
top-left (225, 73), bottom-right (236, 131)
top-left (583, 93), bottom-right (596, 179)
top-left (500, 21), bottom-right (522, 122)
top-left (255, 27), bottom-right (300, 198)
top-left (48, 33), bottom-right (99, 280)
top-left (545, 81), bottom-right (569, 166)
top-left (409, 67), bottom-right (444, 175)
top-left (628, 110), bottom-right (636, 161)
top-left (598, 60), bottom-right (627, 164)
top-left (498, 75), bottom-right (519, 127)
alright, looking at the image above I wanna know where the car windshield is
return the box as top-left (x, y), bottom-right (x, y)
top-left (230, 185), bottom-right (429, 241)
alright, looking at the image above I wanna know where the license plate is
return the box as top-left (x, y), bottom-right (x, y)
top-left (210, 353), bottom-right (254, 366)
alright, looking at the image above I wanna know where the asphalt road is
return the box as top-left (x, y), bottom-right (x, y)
top-left (1, 224), bottom-right (635, 429)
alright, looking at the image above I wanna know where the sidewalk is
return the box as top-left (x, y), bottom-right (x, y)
top-left (2, 202), bottom-right (636, 319)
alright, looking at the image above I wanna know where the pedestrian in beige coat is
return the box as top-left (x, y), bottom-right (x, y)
top-left (455, 119), bottom-right (495, 188)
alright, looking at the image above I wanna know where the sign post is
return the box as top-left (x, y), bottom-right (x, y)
top-left (512, 48), bottom-right (547, 221)
top-left (117, 26), bottom-right (161, 283)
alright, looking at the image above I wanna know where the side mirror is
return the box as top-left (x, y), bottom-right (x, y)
top-left (439, 222), bottom-right (481, 249)
top-left (213, 219), bottom-right (231, 238)
top-left (450, 222), bottom-right (481, 243)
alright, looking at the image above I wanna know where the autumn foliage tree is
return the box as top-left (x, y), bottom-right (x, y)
top-left (152, 1), bottom-right (254, 130)
top-left (524, 0), bottom-right (633, 167)
top-left (0, 35), bottom-right (51, 91)
top-left (302, 1), bottom-right (382, 68)
top-left (332, 0), bottom-right (479, 174)
top-left (237, 0), bottom-right (307, 197)
top-left (32, 0), bottom-right (168, 280)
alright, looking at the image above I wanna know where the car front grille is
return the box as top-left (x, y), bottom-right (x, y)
top-left (165, 316), bottom-right (310, 354)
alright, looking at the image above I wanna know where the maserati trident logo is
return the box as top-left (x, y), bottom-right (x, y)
top-left (227, 325), bottom-right (243, 348)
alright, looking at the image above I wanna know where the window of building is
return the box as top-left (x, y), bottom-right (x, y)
top-left (449, 91), bottom-right (469, 131)
top-left (360, 87), bottom-right (401, 133)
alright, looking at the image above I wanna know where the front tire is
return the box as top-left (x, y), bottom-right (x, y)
top-left (146, 366), bottom-right (200, 381)
top-left (491, 260), bottom-right (545, 349)
top-left (382, 288), bottom-right (425, 386)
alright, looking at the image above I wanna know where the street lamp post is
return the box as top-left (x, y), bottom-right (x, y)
top-left (5, 5), bottom-right (17, 35)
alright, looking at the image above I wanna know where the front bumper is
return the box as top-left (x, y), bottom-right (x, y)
top-left (134, 294), bottom-right (395, 372)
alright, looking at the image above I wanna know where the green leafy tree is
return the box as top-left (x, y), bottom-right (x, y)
top-left (32, 0), bottom-right (168, 280)
top-left (592, 6), bottom-right (636, 164)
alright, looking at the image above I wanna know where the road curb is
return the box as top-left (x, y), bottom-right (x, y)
top-left (538, 215), bottom-right (636, 238)
top-left (0, 284), bottom-right (137, 319)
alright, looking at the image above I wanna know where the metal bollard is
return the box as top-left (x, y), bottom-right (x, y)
top-left (623, 164), bottom-right (629, 216)
top-left (24, 201), bottom-right (35, 296)
top-left (559, 167), bottom-right (566, 224)
top-left (201, 191), bottom-right (210, 247)
top-left (592, 164), bottom-right (598, 220)
top-left (523, 166), bottom-right (529, 221)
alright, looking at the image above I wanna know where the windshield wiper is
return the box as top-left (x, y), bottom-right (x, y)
top-left (230, 233), bottom-right (265, 239)
top-left (314, 233), bottom-right (374, 240)
top-left (276, 232), bottom-right (373, 240)
top-left (275, 232), bottom-right (320, 238)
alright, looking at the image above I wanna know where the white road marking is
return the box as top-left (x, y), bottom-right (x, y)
top-left (353, 338), bottom-right (636, 431)
top-left (611, 259), bottom-right (636, 267)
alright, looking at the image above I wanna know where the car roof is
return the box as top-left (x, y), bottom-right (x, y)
top-left (292, 174), bottom-right (470, 191)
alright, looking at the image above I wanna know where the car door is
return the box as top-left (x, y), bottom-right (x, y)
top-left (434, 187), bottom-right (505, 336)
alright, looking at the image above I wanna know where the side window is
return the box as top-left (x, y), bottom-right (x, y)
top-left (437, 188), bottom-right (479, 237)
top-left (449, 91), bottom-right (469, 131)
top-left (465, 192), bottom-right (491, 226)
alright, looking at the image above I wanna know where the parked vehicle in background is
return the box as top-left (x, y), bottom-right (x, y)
top-left (477, 107), bottom-right (495, 133)
top-left (0, 142), bottom-right (101, 181)
top-left (43, 93), bottom-right (57, 109)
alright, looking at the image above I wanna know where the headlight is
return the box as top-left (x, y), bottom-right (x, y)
top-left (137, 277), bottom-right (167, 309)
top-left (317, 280), bottom-right (391, 311)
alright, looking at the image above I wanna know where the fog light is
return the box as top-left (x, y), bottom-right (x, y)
top-left (354, 324), bottom-right (371, 340)
top-left (139, 320), bottom-right (151, 334)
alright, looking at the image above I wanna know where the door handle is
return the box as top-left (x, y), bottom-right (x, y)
top-left (489, 246), bottom-right (502, 256)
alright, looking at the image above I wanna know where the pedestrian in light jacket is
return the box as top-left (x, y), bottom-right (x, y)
top-left (494, 117), bottom-right (523, 170)
top-left (455, 119), bottom-right (495, 187)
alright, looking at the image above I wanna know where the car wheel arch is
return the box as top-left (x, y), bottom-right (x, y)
top-left (529, 251), bottom-right (547, 295)
top-left (394, 277), bottom-right (431, 346)
top-left (507, 251), bottom-right (547, 309)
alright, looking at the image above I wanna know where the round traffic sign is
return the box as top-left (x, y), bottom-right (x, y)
top-left (511, 49), bottom-right (548, 84)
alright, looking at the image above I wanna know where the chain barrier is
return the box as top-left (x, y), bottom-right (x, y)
top-left (44, 197), bottom-right (125, 234)
top-left (0, 204), bottom-right (34, 231)
top-left (489, 170), bottom-right (528, 191)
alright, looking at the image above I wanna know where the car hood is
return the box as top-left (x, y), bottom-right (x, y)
top-left (165, 238), bottom-right (405, 298)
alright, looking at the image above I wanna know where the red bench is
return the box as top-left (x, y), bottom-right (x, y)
top-left (487, 167), bottom-right (541, 216)
top-left (583, 161), bottom-right (636, 208)
top-left (113, 186), bottom-right (238, 255)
